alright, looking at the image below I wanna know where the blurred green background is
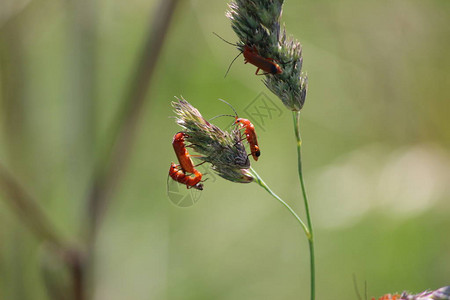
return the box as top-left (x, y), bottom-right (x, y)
top-left (1, 0), bottom-right (449, 299)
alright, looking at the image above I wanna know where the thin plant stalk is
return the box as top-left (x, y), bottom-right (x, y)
top-left (248, 167), bottom-right (310, 240)
top-left (0, 163), bottom-right (65, 249)
top-left (86, 0), bottom-right (180, 240)
top-left (83, 1), bottom-right (180, 298)
top-left (0, 163), bottom-right (85, 300)
top-left (293, 111), bottom-right (315, 300)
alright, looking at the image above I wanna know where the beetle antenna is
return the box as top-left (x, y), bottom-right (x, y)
top-left (364, 281), bottom-right (368, 300)
top-left (353, 274), bottom-right (362, 300)
top-left (218, 99), bottom-right (239, 118)
top-left (209, 114), bottom-right (236, 121)
top-left (212, 32), bottom-right (239, 47)
top-left (224, 52), bottom-right (243, 77)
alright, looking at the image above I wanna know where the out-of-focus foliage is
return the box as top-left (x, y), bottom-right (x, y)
top-left (0, 0), bottom-right (449, 299)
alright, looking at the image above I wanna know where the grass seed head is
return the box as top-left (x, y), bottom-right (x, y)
top-left (172, 97), bottom-right (253, 183)
top-left (227, 0), bottom-right (308, 111)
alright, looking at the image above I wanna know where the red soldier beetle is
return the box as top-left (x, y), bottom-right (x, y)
top-left (242, 45), bottom-right (282, 75)
top-left (213, 32), bottom-right (283, 77)
top-left (172, 132), bottom-right (197, 174)
top-left (211, 99), bottom-right (261, 161)
top-left (168, 163), bottom-right (204, 190)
